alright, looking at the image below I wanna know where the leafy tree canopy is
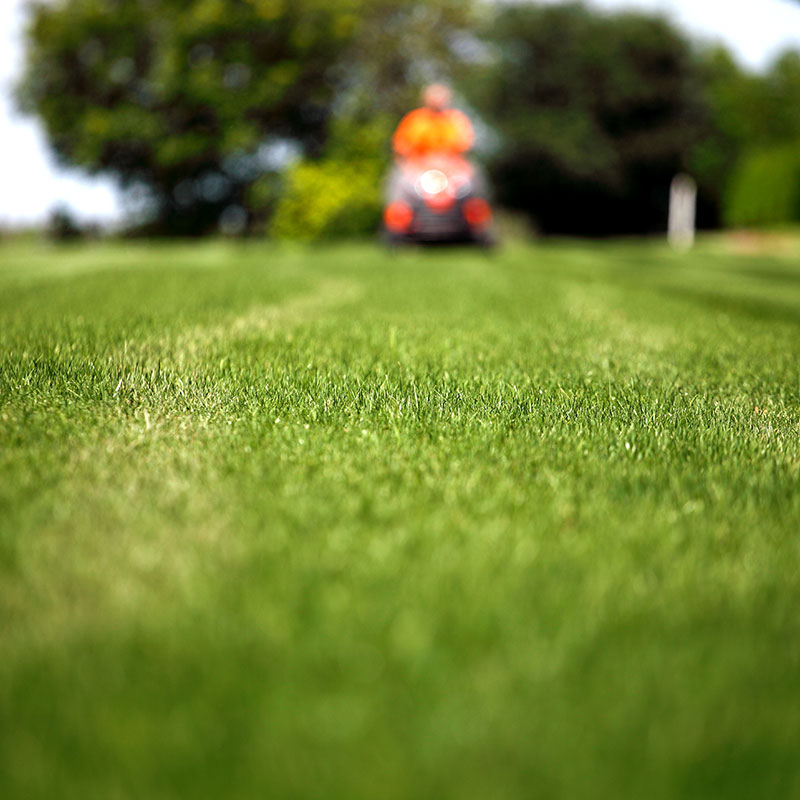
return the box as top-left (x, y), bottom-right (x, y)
top-left (462, 2), bottom-right (709, 235)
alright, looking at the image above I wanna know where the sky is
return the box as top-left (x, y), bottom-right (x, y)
top-left (2, 0), bottom-right (800, 227)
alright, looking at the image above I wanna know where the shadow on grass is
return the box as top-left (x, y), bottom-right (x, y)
top-left (657, 284), bottom-right (800, 328)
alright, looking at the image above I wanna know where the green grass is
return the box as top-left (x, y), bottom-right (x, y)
top-left (2, 235), bottom-right (800, 799)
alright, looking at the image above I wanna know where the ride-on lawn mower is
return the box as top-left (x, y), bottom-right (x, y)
top-left (383, 154), bottom-right (495, 246)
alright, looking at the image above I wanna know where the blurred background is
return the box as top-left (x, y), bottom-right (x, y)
top-left (2, 0), bottom-right (800, 240)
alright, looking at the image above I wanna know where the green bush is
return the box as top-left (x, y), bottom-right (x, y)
top-left (270, 159), bottom-right (383, 241)
top-left (724, 144), bottom-right (800, 227)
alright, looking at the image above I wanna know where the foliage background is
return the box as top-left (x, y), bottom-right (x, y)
top-left (17, 0), bottom-right (800, 237)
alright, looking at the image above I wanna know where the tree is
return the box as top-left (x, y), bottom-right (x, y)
top-left (332, 0), bottom-right (483, 122)
top-left (692, 45), bottom-right (800, 228)
top-left (462, 3), bottom-right (708, 235)
top-left (17, 0), bottom-right (361, 234)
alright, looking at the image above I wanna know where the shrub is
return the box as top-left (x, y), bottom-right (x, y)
top-left (724, 144), bottom-right (800, 227)
top-left (270, 159), bottom-right (383, 241)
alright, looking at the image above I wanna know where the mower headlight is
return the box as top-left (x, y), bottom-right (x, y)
top-left (418, 169), bottom-right (448, 196)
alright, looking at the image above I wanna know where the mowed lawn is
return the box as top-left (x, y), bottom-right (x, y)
top-left (2, 235), bottom-right (800, 799)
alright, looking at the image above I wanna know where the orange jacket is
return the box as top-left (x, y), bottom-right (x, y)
top-left (392, 108), bottom-right (474, 159)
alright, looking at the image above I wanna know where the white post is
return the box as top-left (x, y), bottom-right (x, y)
top-left (668, 173), bottom-right (697, 251)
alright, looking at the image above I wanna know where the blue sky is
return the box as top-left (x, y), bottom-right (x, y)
top-left (2, 0), bottom-right (800, 227)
